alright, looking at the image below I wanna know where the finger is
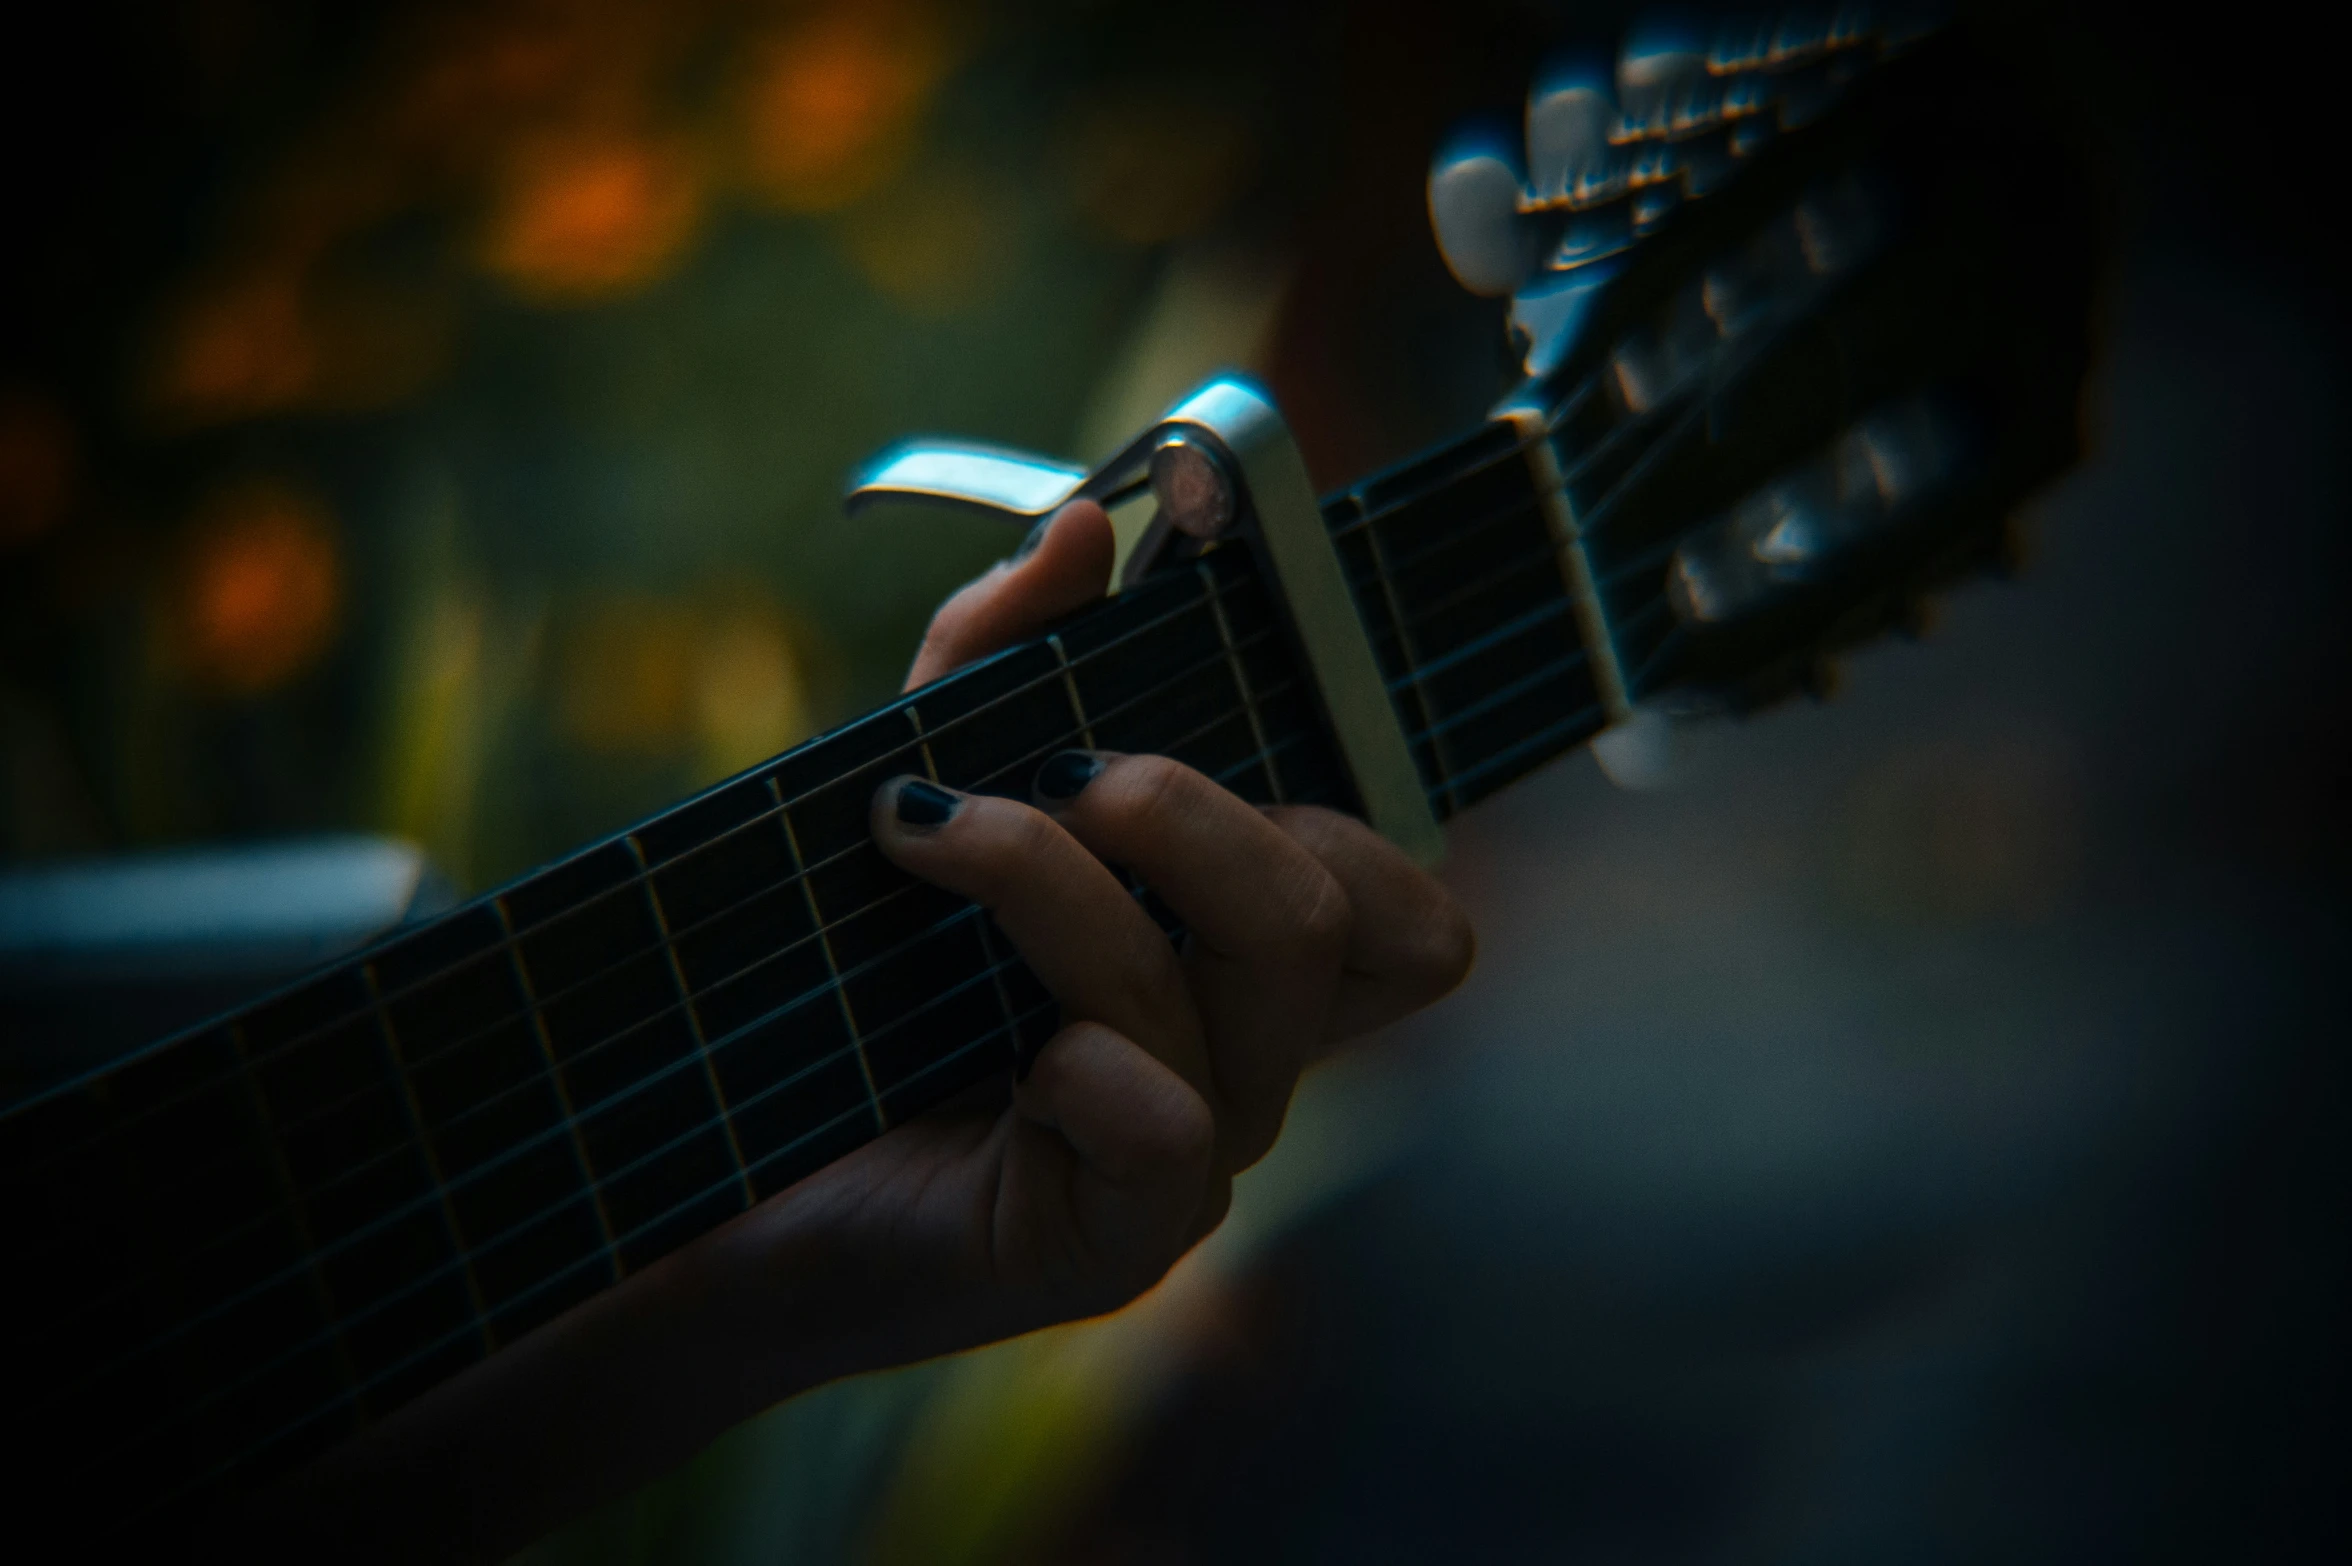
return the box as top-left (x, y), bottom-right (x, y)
top-left (1264, 805), bottom-right (1476, 1044)
top-left (1032, 752), bottom-right (1349, 1170)
top-left (905, 500), bottom-right (1114, 690)
top-left (1002, 1020), bottom-right (1217, 1297)
top-left (869, 778), bottom-right (1211, 1096)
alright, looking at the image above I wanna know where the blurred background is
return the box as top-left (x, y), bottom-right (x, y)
top-left (1, 1), bottom-right (2343, 1562)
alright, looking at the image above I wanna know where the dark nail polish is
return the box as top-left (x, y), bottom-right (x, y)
top-left (894, 779), bottom-right (961, 829)
top-left (1034, 750), bottom-right (1106, 804)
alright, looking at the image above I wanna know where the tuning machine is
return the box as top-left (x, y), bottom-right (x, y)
top-left (1428, 7), bottom-right (1898, 381)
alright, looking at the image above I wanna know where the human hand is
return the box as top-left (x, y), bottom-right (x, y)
top-left (719, 496), bottom-right (1474, 1364)
top-left (255, 502), bottom-right (1471, 1565)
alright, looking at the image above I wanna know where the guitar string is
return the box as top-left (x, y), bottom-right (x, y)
top-left (38, 30), bottom-right (1863, 1155)
top-left (27, 414), bottom-right (1655, 1344)
top-left (50, 284), bottom-right (1669, 1417)
top-left (204, 629), bottom-right (1295, 1176)
top-left (1372, 536), bottom-right (1671, 716)
top-left (90, 715), bottom-right (1324, 1477)
top-left (190, 509), bottom-right (1626, 1201)
top-left (40, 392), bottom-right (1674, 1384)
top-left (196, 660), bottom-right (1308, 1273)
top-left (59, 704), bottom-right (1326, 1403)
top-left (78, 524), bottom-right (1626, 1351)
top-left (22, 434), bottom-right (1616, 1171)
top-left (78, 527), bottom-right (1643, 1428)
top-left (58, 666), bottom-right (1314, 1349)
top-left (160, 372), bottom-right (1712, 1378)
top-left (131, 990), bottom-right (1067, 1524)
top-left (9, 565), bottom-right (1278, 1153)
top-left (17, 312), bottom-right (1613, 1154)
top-left (70, 732), bottom-right (1325, 1482)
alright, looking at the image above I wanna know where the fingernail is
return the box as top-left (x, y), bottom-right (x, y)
top-left (1033, 749), bottom-right (1107, 805)
top-left (892, 778), bottom-right (962, 831)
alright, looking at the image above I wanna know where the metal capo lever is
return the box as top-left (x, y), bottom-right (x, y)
top-left (842, 377), bottom-right (1446, 866)
top-left (843, 381), bottom-right (1249, 589)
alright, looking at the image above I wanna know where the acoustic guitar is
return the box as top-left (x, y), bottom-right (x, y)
top-left (1, 12), bottom-right (2097, 1535)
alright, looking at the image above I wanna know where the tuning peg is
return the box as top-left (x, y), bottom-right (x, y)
top-left (1617, 14), bottom-right (1714, 135)
top-left (1525, 54), bottom-right (1623, 207)
top-left (1428, 122), bottom-right (1537, 297)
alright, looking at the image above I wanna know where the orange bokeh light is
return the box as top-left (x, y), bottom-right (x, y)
top-left (0, 391), bottom-right (77, 549)
top-left (480, 131), bottom-right (705, 302)
top-left (153, 273), bottom-right (320, 426)
top-left (179, 482), bottom-right (343, 694)
top-left (741, 4), bottom-right (946, 211)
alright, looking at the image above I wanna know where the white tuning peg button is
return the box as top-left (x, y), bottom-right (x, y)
top-left (1428, 126), bottom-right (1536, 297)
top-left (1617, 15), bottom-right (1712, 133)
top-left (1525, 56), bottom-right (1622, 206)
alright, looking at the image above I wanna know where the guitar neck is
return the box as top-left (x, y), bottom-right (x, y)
top-left (2, 432), bottom-right (1582, 1519)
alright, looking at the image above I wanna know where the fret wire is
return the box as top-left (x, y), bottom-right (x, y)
top-left (1195, 560), bottom-right (1284, 804)
top-left (366, 965), bottom-right (497, 1353)
top-left (226, 1019), bottom-right (363, 1401)
top-left (1340, 489), bottom-right (1543, 596)
top-left (774, 776), bottom-right (886, 1136)
top-left (906, 704), bottom-right (941, 785)
top-left (926, 697), bottom-right (1031, 1073)
top-left (628, 834), bottom-right (756, 1211)
top-left (1362, 509), bottom-right (1457, 812)
top-left (494, 896), bottom-right (625, 1282)
top-left (971, 912), bottom-right (1024, 1072)
top-left (1047, 632), bottom-right (1095, 750)
top-left (14, 581), bottom-right (1277, 1170)
top-left (66, 711), bottom-right (1319, 1422)
top-left (60, 647), bottom-right (1310, 1338)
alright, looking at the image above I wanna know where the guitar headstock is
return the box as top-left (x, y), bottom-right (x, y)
top-left (1432, 7), bottom-right (2098, 718)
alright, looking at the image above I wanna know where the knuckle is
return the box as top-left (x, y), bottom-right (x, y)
top-left (1099, 752), bottom-right (1200, 829)
top-left (1288, 863), bottom-right (1353, 964)
top-left (945, 799), bottom-right (1063, 903)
